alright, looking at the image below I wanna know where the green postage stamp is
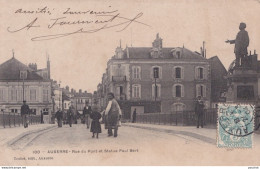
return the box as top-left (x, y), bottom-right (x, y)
top-left (217, 104), bottom-right (254, 148)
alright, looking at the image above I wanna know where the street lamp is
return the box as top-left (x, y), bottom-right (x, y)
top-left (153, 68), bottom-right (159, 101)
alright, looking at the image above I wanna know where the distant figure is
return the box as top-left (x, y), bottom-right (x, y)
top-left (195, 96), bottom-right (205, 128)
top-left (83, 105), bottom-right (92, 129)
top-left (21, 100), bottom-right (30, 128)
top-left (226, 22), bottom-right (250, 67)
top-left (55, 108), bottom-right (63, 127)
top-left (90, 105), bottom-right (102, 139)
top-left (67, 106), bottom-right (74, 127)
top-left (105, 92), bottom-right (122, 137)
top-left (40, 110), bottom-right (43, 124)
top-left (132, 108), bottom-right (137, 123)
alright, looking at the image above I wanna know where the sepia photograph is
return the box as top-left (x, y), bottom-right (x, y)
top-left (0, 0), bottom-right (260, 167)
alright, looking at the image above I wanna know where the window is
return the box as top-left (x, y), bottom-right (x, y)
top-left (132, 84), bottom-right (141, 98)
top-left (20, 71), bottom-right (27, 79)
top-left (42, 108), bottom-right (49, 115)
top-left (30, 89), bottom-right (36, 101)
top-left (0, 89), bottom-right (4, 101)
top-left (176, 68), bottom-right (181, 78)
top-left (43, 89), bottom-right (49, 102)
top-left (195, 67), bottom-right (206, 79)
top-left (174, 66), bottom-right (184, 79)
top-left (176, 85), bottom-right (181, 97)
top-left (152, 84), bottom-right (161, 98)
top-left (132, 66), bottom-right (141, 79)
top-left (196, 84), bottom-right (206, 97)
top-left (173, 84), bottom-right (184, 97)
top-left (11, 89), bottom-right (17, 101)
top-left (176, 51), bottom-right (181, 59)
top-left (17, 89), bottom-right (22, 101)
top-left (11, 109), bottom-right (18, 113)
top-left (151, 66), bottom-right (162, 79)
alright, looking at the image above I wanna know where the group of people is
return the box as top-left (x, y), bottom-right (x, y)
top-left (85, 92), bottom-right (122, 138)
top-left (54, 92), bottom-right (122, 139)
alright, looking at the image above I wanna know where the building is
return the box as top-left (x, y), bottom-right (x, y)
top-left (71, 89), bottom-right (92, 114)
top-left (0, 55), bottom-right (52, 123)
top-left (51, 80), bottom-right (62, 112)
top-left (62, 86), bottom-right (73, 112)
top-left (96, 34), bottom-right (226, 120)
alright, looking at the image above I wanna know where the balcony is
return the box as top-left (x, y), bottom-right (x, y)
top-left (112, 76), bottom-right (126, 82)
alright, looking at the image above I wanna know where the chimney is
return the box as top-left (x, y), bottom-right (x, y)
top-left (152, 33), bottom-right (163, 49)
top-left (65, 86), bottom-right (69, 91)
top-left (28, 63), bottom-right (37, 71)
top-left (79, 89), bottom-right (82, 94)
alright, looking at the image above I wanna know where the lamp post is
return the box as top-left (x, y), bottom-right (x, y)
top-left (153, 68), bottom-right (159, 101)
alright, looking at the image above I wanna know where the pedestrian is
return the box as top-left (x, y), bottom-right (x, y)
top-left (90, 105), bottom-right (102, 139)
top-left (55, 108), bottom-right (63, 127)
top-left (132, 108), bottom-right (137, 123)
top-left (40, 110), bottom-right (43, 124)
top-left (195, 96), bottom-right (205, 128)
top-left (67, 106), bottom-right (74, 127)
top-left (104, 92), bottom-right (122, 137)
top-left (21, 100), bottom-right (30, 128)
top-left (83, 104), bottom-right (92, 129)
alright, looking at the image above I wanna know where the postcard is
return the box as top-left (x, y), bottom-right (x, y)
top-left (0, 0), bottom-right (260, 166)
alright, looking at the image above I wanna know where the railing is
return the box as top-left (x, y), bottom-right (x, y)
top-left (0, 111), bottom-right (41, 128)
top-left (112, 76), bottom-right (126, 82)
top-left (136, 109), bottom-right (218, 126)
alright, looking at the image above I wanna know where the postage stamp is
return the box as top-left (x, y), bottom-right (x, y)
top-left (217, 103), bottom-right (254, 148)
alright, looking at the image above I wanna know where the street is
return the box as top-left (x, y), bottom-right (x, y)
top-left (1, 123), bottom-right (260, 166)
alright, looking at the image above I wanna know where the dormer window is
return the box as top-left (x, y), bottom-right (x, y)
top-left (20, 71), bottom-right (27, 79)
top-left (171, 48), bottom-right (182, 59)
top-left (176, 51), bottom-right (181, 59)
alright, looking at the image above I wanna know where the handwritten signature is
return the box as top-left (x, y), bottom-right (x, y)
top-left (7, 12), bottom-right (151, 41)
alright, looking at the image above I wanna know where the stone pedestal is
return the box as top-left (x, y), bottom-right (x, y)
top-left (226, 54), bottom-right (258, 104)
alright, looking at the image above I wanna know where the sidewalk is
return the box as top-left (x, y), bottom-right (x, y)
top-left (0, 123), bottom-right (56, 146)
top-left (123, 122), bottom-right (260, 145)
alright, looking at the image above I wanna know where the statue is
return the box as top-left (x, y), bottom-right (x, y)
top-left (226, 22), bottom-right (250, 67)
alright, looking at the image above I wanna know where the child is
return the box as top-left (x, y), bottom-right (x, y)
top-left (90, 105), bottom-right (102, 138)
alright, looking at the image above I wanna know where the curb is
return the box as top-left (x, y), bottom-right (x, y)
top-left (123, 123), bottom-right (216, 145)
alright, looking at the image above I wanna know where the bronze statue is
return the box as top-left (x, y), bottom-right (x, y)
top-left (226, 22), bottom-right (249, 67)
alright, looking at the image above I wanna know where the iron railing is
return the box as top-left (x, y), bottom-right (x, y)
top-left (0, 111), bottom-right (41, 128)
top-left (136, 109), bottom-right (218, 126)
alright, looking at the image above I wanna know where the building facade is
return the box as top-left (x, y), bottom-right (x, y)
top-left (71, 89), bottom-right (92, 114)
top-left (0, 56), bottom-right (52, 123)
top-left (96, 34), bottom-right (226, 120)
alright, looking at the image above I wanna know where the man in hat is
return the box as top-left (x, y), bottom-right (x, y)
top-left (195, 96), bottom-right (205, 128)
top-left (226, 22), bottom-right (250, 67)
top-left (104, 92), bottom-right (122, 137)
top-left (21, 100), bottom-right (30, 128)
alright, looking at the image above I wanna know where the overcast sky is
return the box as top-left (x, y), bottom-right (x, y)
top-left (1, 0), bottom-right (260, 93)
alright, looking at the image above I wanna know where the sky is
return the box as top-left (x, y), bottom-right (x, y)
top-left (1, 0), bottom-right (260, 93)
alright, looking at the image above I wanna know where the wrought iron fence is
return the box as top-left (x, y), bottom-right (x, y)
top-left (136, 109), bottom-right (218, 126)
top-left (0, 111), bottom-right (41, 128)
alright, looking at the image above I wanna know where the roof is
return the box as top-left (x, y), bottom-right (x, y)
top-left (121, 47), bottom-right (206, 60)
top-left (208, 56), bottom-right (227, 73)
top-left (73, 92), bottom-right (92, 97)
top-left (0, 57), bottom-right (45, 81)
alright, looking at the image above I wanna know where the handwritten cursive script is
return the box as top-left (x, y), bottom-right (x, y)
top-left (7, 7), bottom-right (151, 41)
